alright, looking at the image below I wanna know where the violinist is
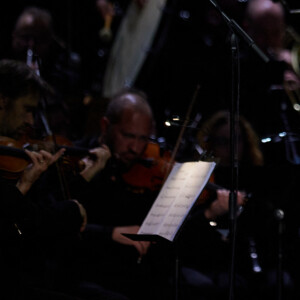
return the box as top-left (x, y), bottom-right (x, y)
top-left (0, 59), bottom-right (127, 300)
top-left (69, 87), bottom-right (174, 300)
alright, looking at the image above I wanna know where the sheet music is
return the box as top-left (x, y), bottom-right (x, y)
top-left (138, 161), bottom-right (216, 241)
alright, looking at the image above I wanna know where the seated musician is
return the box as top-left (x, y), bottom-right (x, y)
top-left (70, 87), bottom-right (175, 300)
top-left (177, 110), bottom-right (296, 300)
top-left (0, 59), bottom-right (127, 300)
top-left (69, 89), bottom-right (261, 300)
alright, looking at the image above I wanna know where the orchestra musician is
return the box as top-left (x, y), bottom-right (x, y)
top-left (69, 87), bottom-right (175, 300)
top-left (176, 110), bottom-right (296, 300)
top-left (0, 59), bottom-right (127, 300)
top-left (68, 89), bottom-right (271, 300)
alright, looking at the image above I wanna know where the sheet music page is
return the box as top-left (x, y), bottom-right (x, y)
top-left (138, 161), bottom-right (216, 241)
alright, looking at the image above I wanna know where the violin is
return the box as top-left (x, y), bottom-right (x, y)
top-left (196, 173), bottom-right (218, 205)
top-left (120, 140), bottom-right (227, 202)
top-left (121, 141), bottom-right (173, 193)
top-left (122, 85), bottom-right (202, 193)
top-left (0, 136), bottom-right (31, 179)
top-left (0, 135), bottom-right (93, 179)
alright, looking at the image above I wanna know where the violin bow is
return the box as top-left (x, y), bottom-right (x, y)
top-left (163, 84), bottom-right (201, 180)
top-left (27, 49), bottom-right (71, 201)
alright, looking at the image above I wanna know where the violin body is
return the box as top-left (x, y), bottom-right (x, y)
top-left (196, 173), bottom-right (216, 205)
top-left (122, 141), bottom-right (173, 192)
top-left (0, 137), bottom-right (30, 179)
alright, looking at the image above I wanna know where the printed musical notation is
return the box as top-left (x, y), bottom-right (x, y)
top-left (138, 160), bottom-right (216, 241)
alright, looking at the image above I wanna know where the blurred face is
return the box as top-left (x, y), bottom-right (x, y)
top-left (12, 14), bottom-right (52, 60)
top-left (0, 94), bottom-right (39, 139)
top-left (245, 1), bottom-right (285, 53)
top-left (210, 123), bottom-right (244, 166)
top-left (106, 108), bottom-right (152, 167)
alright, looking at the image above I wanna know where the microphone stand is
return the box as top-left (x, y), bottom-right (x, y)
top-left (207, 1), bottom-right (269, 299)
top-left (274, 209), bottom-right (285, 300)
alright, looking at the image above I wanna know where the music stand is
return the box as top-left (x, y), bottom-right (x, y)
top-left (123, 233), bottom-right (183, 300)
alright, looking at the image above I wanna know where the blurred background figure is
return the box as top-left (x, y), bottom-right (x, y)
top-left (196, 110), bottom-right (264, 168)
top-left (7, 6), bottom-right (84, 140)
top-left (240, 0), bottom-right (300, 165)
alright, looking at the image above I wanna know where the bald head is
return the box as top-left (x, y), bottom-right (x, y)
top-left (244, 0), bottom-right (285, 51)
top-left (105, 89), bottom-right (153, 126)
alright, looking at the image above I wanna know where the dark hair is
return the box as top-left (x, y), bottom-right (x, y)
top-left (105, 87), bottom-right (153, 125)
top-left (0, 59), bottom-right (51, 103)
